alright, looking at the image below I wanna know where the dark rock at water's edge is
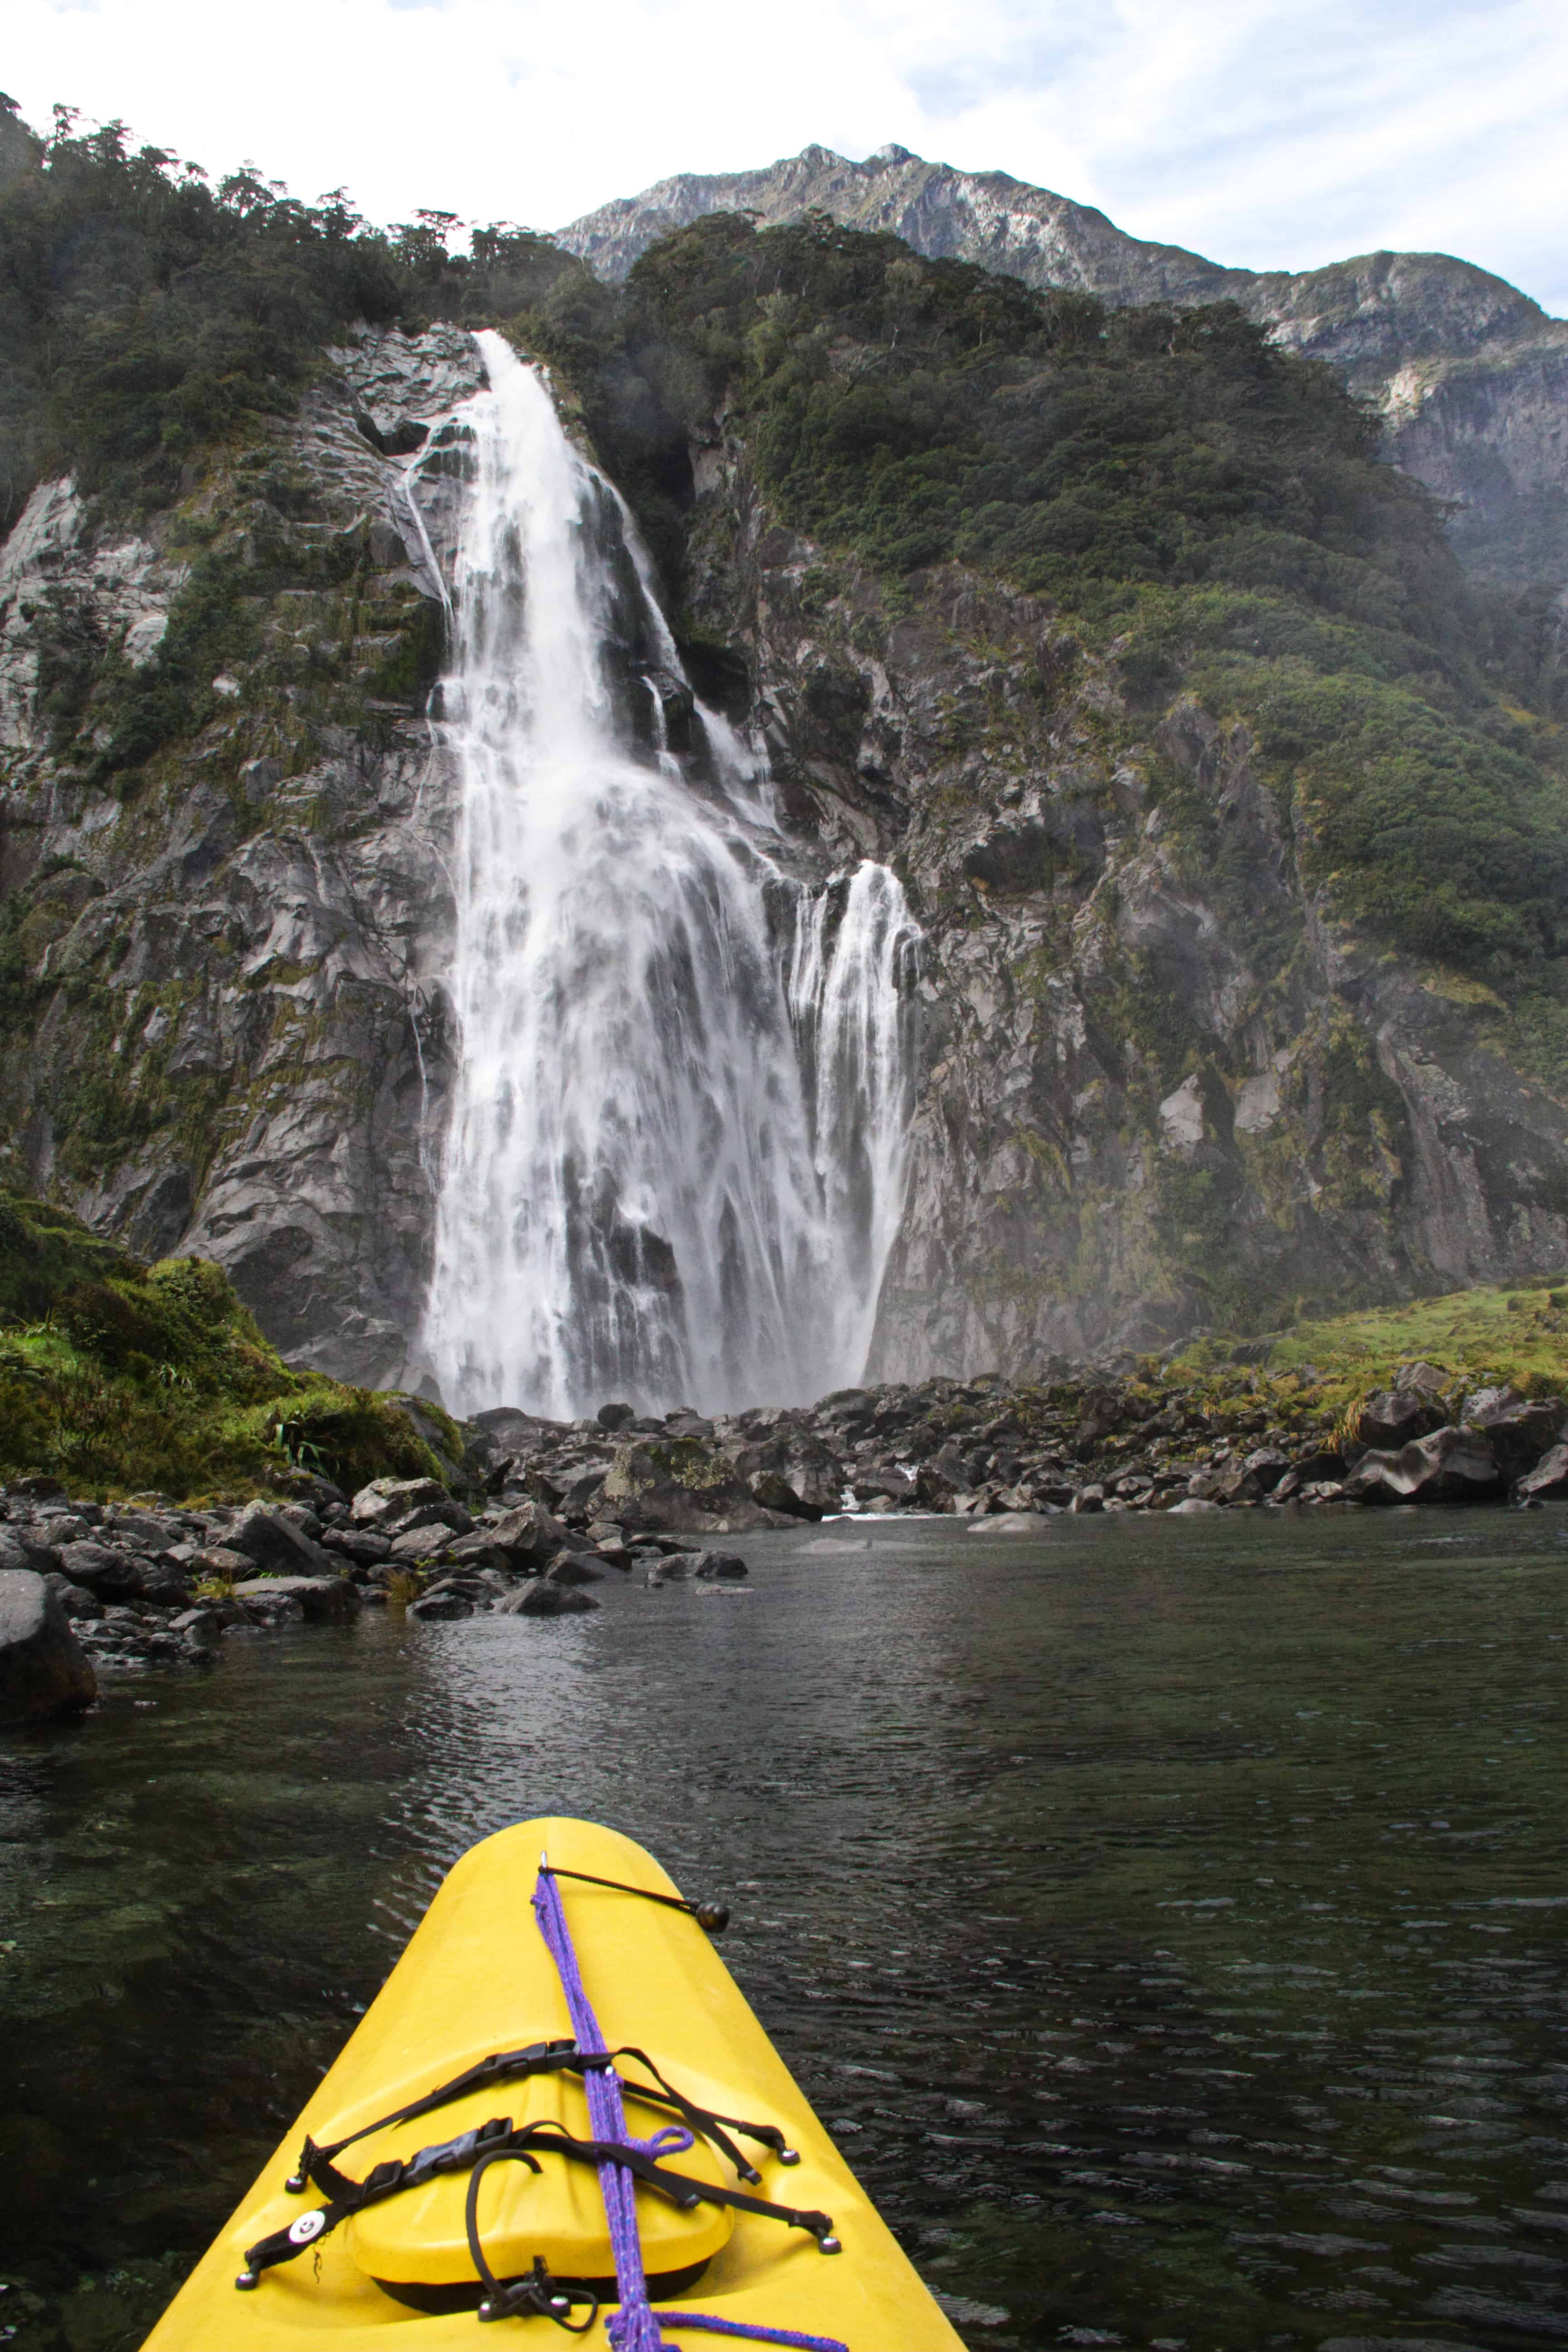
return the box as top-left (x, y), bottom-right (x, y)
top-left (0, 1570), bottom-right (97, 1720)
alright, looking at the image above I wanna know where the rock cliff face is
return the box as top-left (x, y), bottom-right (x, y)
top-left (558, 146), bottom-right (1568, 594)
top-left (682, 445), bottom-right (1568, 1375)
top-left (2, 324), bottom-right (1566, 1393)
top-left (0, 328), bottom-right (482, 1384)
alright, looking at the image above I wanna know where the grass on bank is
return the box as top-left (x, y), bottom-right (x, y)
top-left (0, 1190), bottom-right (457, 1502)
top-left (1168, 1276), bottom-right (1568, 1436)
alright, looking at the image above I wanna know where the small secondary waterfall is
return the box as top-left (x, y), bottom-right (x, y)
top-left (421, 332), bottom-right (918, 1419)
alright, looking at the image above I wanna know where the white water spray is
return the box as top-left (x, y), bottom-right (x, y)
top-left (420, 333), bottom-right (918, 1418)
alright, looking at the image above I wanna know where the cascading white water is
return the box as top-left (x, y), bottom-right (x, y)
top-left (421, 331), bottom-right (918, 1419)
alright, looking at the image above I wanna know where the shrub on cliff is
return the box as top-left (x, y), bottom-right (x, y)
top-left (0, 1191), bottom-right (447, 1499)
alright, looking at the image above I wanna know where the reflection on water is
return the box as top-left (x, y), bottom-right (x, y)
top-left (1, 1509), bottom-right (1565, 2349)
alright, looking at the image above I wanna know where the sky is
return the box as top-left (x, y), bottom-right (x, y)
top-left (7, 0), bottom-right (1568, 314)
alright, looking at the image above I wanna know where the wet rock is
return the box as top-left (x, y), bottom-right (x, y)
top-left (387, 1522), bottom-right (459, 1563)
top-left (439, 1530), bottom-right (514, 1572)
top-left (191, 1544), bottom-right (254, 1583)
top-left (1188, 1464), bottom-right (1262, 1505)
top-left (43, 1572), bottom-right (104, 1621)
top-left (597, 1401), bottom-right (637, 1430)
top-left (546, 1553), bottom-right (607, 1586)
top-left (694, 1551), bottom-right (748, 1580)
top-left (234, 1573), bottom-right (361, 1622)
top-left (167, 1606), bottom-right (229, 1652)
top-left (227, 1501), bottom-right (340, 1578)
top-left (1515, 1441), bottom-right (1568, 1502)
top-left (350, 1476), bottom-right (451, 1530)
top-left (501, 1581), bottom-right (601, 1617)
top-left (967, 1511), bottom-right (1053, 1534)
top-left (319, 1526), bottom-right (394, 1565)
top-left (0, 1526), bottom-right (61, 1576)
top-left (1070, 1484), bottom-right (1105, 1513)
top-left (1242, 1446), bottom-right (1291, 1493)
top-left (1358, 1386), bottom-right (1448, 1449)
top-left (851, 1467), bottom-right (914, 1504)
top-left (602, 1436), bottom-right (771, 1534)
top-left (1343, 1424), bottom-right (1504, 1505)
top-left (1167, 1496), bottom-right (1221, 1514)
top-left (0, 1571), bottom-right (98, 1719)
top-left (486, 1498), bottom-right (573, 1566)
top-left (54, 1541), bottom-right (163, 1604)
top-left (407, 1589), bottom-right (473, 1621)
top-left (1463, 1388), bottom-right (1563, 1479)
top-left (236, 1587), bottom-right (306, 1627)
top-left (555, 1465), bottom-right (612, 1520)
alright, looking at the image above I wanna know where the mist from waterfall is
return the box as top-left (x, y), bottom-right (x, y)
top-left (420, 331), bottom-right (918, 1420)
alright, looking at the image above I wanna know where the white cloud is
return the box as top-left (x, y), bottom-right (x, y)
top-left (7, 0), bottom-right (1567, 310)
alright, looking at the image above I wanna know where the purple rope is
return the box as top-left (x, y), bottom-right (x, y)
top-left (531, 1864), bottom-right (845, 2352)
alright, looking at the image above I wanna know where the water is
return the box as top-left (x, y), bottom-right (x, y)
top-left (4, 1508), bottom-right (1566, 2351)
top-left (418, 334), bottom-right (918, 1420)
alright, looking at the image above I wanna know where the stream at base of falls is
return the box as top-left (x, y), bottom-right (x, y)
top-left (2, 1509), bottom-right (1566, 2352)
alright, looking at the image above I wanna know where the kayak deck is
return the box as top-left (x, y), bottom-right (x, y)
top-left (142, 1818), bottom-right (963, 2350)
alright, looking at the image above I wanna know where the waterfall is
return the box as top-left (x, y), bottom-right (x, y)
top-left (420, 332), bottom-right (918, 1420)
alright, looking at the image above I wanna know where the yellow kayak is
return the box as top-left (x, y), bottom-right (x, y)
top-left (142, 1818), bottom-right (963, 2352)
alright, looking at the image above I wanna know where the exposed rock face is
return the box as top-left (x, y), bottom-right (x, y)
top-left (682, 464), bottom-right (1568, 1371)
top-left (557, 146), bottom-right (1568, 592)
top-left (0, 327), bottom-right (480, 1382)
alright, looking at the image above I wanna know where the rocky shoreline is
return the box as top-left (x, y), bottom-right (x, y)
top-left (2, 1357), bottom-right (1563, 1723)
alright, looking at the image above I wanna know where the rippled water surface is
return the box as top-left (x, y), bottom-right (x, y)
top-left (2, 1509), bottom-right (1566, 2351)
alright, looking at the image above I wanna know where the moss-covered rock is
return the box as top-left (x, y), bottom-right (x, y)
top-left (0, 1190), bottom-right (450, 1500)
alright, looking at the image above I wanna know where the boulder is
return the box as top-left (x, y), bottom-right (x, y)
top-left (602, 1436), bottom-right (771, 1534)
top-left (55, 1540), bottom-right (161, 1604)
top-left (43, 1571), bottom-right (104, 1621)
top-left (732, 1429), bottom-right (842, 1518)
top-left (234, 1574), bottom-right (361, 1622)
top-left (500, 1582), bottom-right (600, 1617)
top-left (1292, 1449), bottom-right (1347, 1485)
top-left (191, 1544), bottom-right (254, 1583)
top-left (1167, 1496), bottom-right (1220, 1515)
top-left (1188, 1464), bottom-right (1262, 1505)
top-left (385, 1499), bottom-right (475, 1539)
top-left (555, 1465), bottom-right (611, 1519)
top-left (1242, 1447), bottom-right (1291, 1493)
top-left (1463, 1389), bottom-right (1563, 1480)
top-left (439, 1531), bottom-right (514, 1573)
top-left (350, 1476), bottom-right (451, 1530)
top-left (1357, 1386), bottom-right (1447, 1449)
top-left (226, 1501), bottom-right (340, 1578)
top-left (387, 1522), bottom-right (459, 1563)
top-left (1070, 1484), bottom-right (1105, 1514)
top-left (967, 1511), bottom-right (1054, 1534)
top-left (850, 1467), bottom-right (913, 1505)
top-left (0, 1526), bottom-right (61, 1575)
top-left (1342, 1424), bottom-right (1504, 1505)
top-left (597, 1401), bottom-right (637, 1431)
top-left (167, 1606), bottom-right (229, 1652)
top-left (407, 1590), bottom-right (474, 1622)
top-left (545, 1553), bottom-right (607, 1586)
top-left (486, 1499), bottom-right (573, 1566)
top-left (694, 1551), bottom-right (748, 1580)
top-left (1514, 1441), bottom-right (1568, 1503)
top-left (237, 1586), bottom-right (306, 1627)
top-left (0, 1571), bottom-right (97, 1720)
top-left (319, 1526), bottom-right (393, 1565)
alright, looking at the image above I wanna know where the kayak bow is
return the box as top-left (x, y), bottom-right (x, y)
top-left (142, 1818), bottom-right (964, 2351)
